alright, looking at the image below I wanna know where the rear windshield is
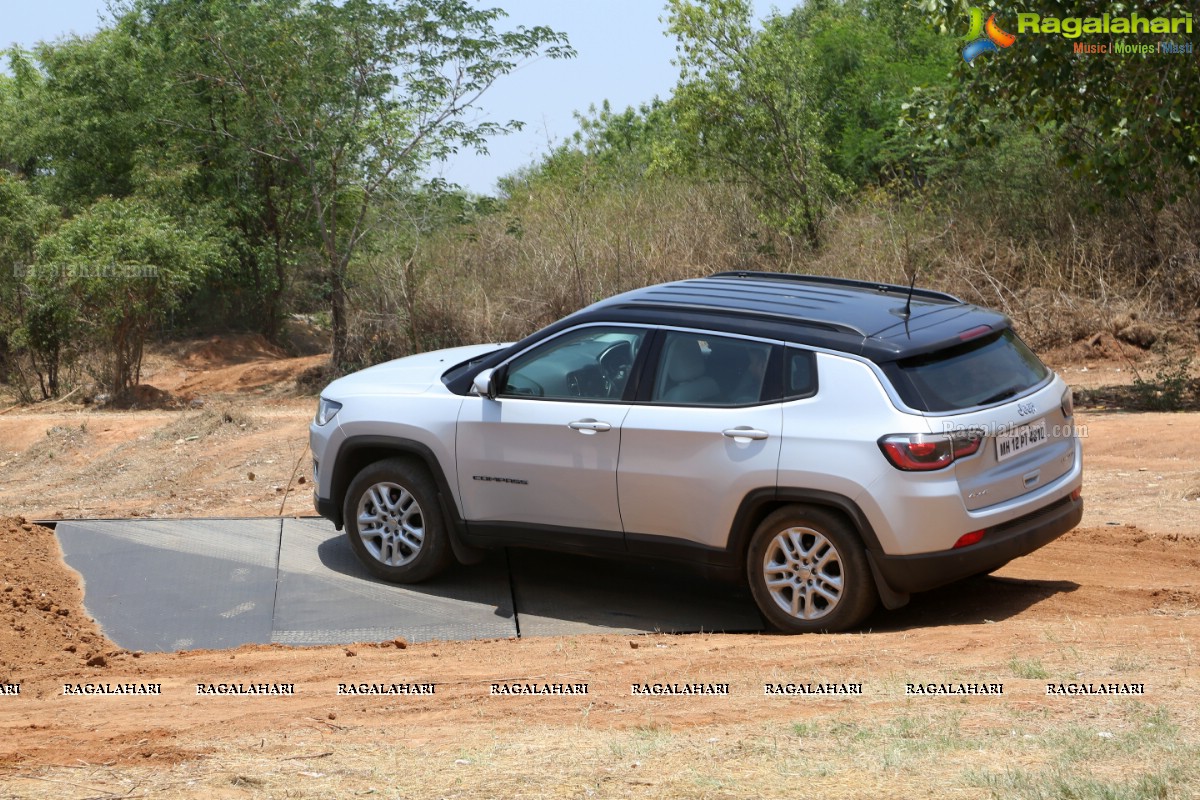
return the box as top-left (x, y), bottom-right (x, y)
top-left (884, 329), bottom-right (1049, 412)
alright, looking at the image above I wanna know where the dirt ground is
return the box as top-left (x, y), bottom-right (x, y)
top-left (0, 337), bottom-right (1198, 799)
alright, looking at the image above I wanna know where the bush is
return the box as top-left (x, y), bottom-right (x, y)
top-left (29, 197), bottom-right (217, 397)
top-left (1132, 345), bottom-right (1196, 412)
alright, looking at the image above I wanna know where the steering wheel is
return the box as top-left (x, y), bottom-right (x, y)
top-left (598, 342), bottom-right (634, 397)
top-left (566, 365), bottom-right (611, 398)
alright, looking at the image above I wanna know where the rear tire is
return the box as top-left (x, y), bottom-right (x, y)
top-left (343, 458), bottom-right (453, 583)
top-left (746, 505), bottom-right (877, 633)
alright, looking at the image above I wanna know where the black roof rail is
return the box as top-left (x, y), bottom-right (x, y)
top-left (710, 271), bottom-right (962, 304)
top-left (613, 301), bottom-right (867, 338)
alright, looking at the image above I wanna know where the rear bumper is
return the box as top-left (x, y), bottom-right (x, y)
top-left (869, 495), bottom-right (1083, 595)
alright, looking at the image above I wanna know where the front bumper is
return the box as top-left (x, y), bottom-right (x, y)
top-left (869, 495), bottom-right (1083, 595)
top-left (314, 492), bottom-right (342, 528)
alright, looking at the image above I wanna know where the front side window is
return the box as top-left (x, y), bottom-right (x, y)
top-left (501, 326), bottom-right (647, 401)
top-left (651, 331), bottom-right (775, 406)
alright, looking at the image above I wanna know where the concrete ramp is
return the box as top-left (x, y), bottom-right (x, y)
top-left (56, 518), bottom-right (281, 651)
top-left (508, 548), bottom-right (763, 637)
top-left (270, 518), bottom-right (516, 646)
top-left (56, 518), bottom-right (762, 651)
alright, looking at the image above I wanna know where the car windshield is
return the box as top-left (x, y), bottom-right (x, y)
top-left (890, 329), bottom-right (1049, 412)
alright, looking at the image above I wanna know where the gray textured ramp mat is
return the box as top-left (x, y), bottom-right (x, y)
top-left (508, 548), bottom-right (764, 636)
top-left (57, 517), bottom-right (756, 649)
top-left (56, 519), bottom-right (281, 652)
top-left (271, 518), bottom-right (517, 645)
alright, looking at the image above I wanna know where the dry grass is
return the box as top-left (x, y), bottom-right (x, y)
top-left (4, 700), bottom-right (1196, 799)
top-left (338, 176), bottom-right (1199, 371)
top-left (801, 193), bottom-right (1200, 352)
top-left (343, 178), bottom-right (776, 368)
top-left (340, 189), bottom-right (1200, 371)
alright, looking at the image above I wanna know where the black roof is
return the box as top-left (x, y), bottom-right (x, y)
top-left (441, 272), bottom-right (1014, 395)
top-left (572, 272), bottom-right (1010, 362)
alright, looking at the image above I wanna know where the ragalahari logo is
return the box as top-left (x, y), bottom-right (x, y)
top-left (962, 7), bottom-right (1017, 63)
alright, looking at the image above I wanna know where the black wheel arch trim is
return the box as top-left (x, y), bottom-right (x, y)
top-left (728, 488), bottom-right (906, 610)
top-left (325, 435), bottom-right (483, 565)
top-left (728, 487), bottom-right (885, 561)
top-left (626, 487), bottom-right (887, 579)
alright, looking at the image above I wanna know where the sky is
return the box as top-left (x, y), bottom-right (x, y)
top-left (3, 0), bottom-right (782, 196)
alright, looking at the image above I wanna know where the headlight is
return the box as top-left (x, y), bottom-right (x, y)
top-left (315, 397), bottom-right (342, 426)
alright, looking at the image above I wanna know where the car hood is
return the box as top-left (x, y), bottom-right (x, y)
top-left (321, 343), bottom-right (504, 398)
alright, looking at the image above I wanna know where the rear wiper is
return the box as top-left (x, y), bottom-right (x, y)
top-left (979, 387), bottom-right (1019, 405)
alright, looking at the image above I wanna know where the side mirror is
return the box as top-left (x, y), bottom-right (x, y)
top-left (471, 368), bottom-right (500, 400)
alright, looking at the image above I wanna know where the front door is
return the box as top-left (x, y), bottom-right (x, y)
top-left (456, 325), bottom-right (648, 541)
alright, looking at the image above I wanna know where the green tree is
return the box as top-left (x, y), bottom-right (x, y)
top-left (31, 197), bottom-right (217, 397)
top-left (0, 172), bottom-right (59, 394)
top-left (118, 2), bottom-right (315, 339)
top-left (0, 174), bottom-right (56, 291)
top-left (915, 0), bottom-right (1199, 196)
top-left (131, 0), bottom-right (572, 367)
top-left (530, 100), bottom-right (685, 189)
top-left (666, 0), bottom-right (843, 247)
top-left (0, 50), bottom-right (47, 181)
top-left (787, 0), bottom-right (956, 188)
top-left (8, 29), bottom-right (154, 210)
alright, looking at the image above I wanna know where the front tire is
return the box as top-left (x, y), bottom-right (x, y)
top-left (343, 458), bottom-right (453, 583)
top-left (747, 505), bottom-right (877, 633)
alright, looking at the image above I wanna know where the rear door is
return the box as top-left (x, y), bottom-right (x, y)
top-left (618, 330), bottom-right (783, 551)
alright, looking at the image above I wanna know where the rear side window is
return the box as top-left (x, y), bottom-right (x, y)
top-left (651, 331), bottom-right (775, 406)
top-left (785, 348), bottom-right (818, 399)
top-left (885, 329), bottom-right (1049, 412)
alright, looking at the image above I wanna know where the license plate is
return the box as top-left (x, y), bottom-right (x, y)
top-left (995, 419), bottom-right (1047, 462)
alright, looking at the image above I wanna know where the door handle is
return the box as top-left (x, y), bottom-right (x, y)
top-left (568, 419), bottom-right (612, 434)
top-left (723, 427), bottom-right (769, 441)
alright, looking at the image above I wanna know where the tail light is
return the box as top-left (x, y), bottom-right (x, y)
top-left (1061, 387), bottom-right (1074, 418)
top-left (878, 429), bottom-right (984, 471)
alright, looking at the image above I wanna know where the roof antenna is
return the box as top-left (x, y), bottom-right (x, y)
top-left (902, 268), bottom-right (919, 319)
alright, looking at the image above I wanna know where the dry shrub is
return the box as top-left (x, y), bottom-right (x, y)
top-left (342, 253), bottom-right (473, 371)
top-left (802, 188), bottom-right (1200, 351)
top-left (338, 168), bottom-right (1198, 369)
top-left (152, 406), bottom-right (255, 441)
top-left (941, 192), bottom-right (1200, 349)
top-left (433, 177), bottom-right (773, 339)
top-left (342, 178), bottom-right (776, 367)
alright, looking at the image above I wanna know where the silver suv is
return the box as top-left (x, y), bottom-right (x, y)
top-left (310, 272), bottom-right (1083, 632)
